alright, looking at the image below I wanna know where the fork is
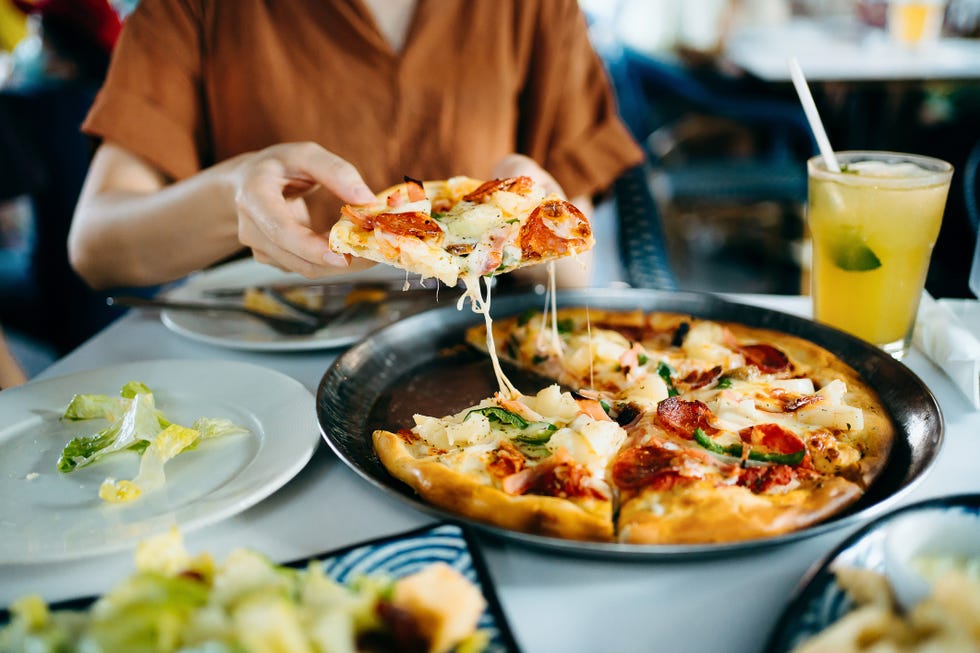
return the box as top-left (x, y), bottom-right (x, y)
top-left (106, 296), bottom-right (325, 336)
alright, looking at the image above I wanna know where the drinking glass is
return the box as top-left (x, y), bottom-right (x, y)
top-left (887, 0), bottom-right (948, 49)
top-left (807, 151), bottom-right (953, 359)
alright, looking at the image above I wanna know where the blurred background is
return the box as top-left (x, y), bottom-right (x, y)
top-left (1, 0), bottom-right (979, 378)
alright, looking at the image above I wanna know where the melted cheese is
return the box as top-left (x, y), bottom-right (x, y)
top-left (410, 384), bottom-right (628, 490)
top-left (388, 198), bottom-right (432, 214)
top-left (547, 416), bottom-right (627, 479)
top-left (441, 202), bottom-right (503, 239)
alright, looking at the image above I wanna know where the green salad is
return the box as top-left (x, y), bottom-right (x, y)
top-left (0, 530), bottom-right (489, 653)
top-left (56, 381), bottom-right (248, 503)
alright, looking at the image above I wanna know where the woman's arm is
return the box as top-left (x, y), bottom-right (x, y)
top-left (69, 141), bottom-right (376, 289)
top-left (0, 325), bottom-right (27, 389)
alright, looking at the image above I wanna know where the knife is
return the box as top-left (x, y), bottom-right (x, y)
top-left (201, 278), bottom-right (445, 300)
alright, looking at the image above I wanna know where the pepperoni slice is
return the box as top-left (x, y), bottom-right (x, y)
top-left (486, 441), bottom-right (526, 480)
top-left (610, 444), bottom-right (676, 489)
top-left (656, 396), bottom-right (718, 439)
top-left (611, 444), bottom-right (700, 491)
top-left (681, 365), bottom-right (723, 390)
top-left (502, 455), bottom-right (605, 500)
top-left (374, 211), bottom-right (443, 241)
top-left (737, 344), bottom-right (790, 374)
top-left (462, 176), bottom-right (535, 202)
top-left (737, 464), bottom-right (797, 493)
top-left (738, 423), bottom-right (806, 455)
top-left (519, 199), bottom-right (591, 261)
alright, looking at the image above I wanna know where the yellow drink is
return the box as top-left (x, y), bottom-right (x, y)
top-left (807, 152), bottom-right (952, 358)
top-left (888, 1), bottom-right (946, 48)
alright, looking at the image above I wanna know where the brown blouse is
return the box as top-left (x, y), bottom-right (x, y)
top-left (83, 0), bottom-right (644, 224)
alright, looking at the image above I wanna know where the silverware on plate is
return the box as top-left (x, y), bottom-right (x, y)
top-left (106, 296), bottom-right (327, 336)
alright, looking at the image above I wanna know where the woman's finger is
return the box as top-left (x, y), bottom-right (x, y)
top-left (280, 142), bottom-right (377, 205)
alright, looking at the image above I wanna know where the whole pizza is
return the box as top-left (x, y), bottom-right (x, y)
top-left (373, 306), bottom-right (895, 545)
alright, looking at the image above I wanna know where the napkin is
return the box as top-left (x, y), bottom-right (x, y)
top-left (913, 295), bottom-right (980, 409)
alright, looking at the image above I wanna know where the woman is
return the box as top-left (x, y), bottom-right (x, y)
top-left (68, 0), bottom-right (644, 289)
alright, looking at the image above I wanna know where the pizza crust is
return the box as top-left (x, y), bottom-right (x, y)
top-left (617, 477), bottom-right (863, 545)
top-left (373, 430), bottom-right (614, 541)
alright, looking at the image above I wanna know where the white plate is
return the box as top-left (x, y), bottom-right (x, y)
top-left (764, 494), bottom-right (980, 652)
top-left (162, 259), bottom-right (426, 351)
top-left (0, 359), bottom-right (318, 564)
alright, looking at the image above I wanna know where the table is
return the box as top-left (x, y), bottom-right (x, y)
top-left (724, 17), bottom-right (980, 82)
top-left (3, 289), bottom-right (979, 653)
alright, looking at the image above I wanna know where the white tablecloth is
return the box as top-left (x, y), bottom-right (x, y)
top-left (3, 292), bottom-right (979, 653)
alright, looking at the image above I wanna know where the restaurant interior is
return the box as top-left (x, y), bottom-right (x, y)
top-left (0, 0), bottom-right (978, 377)
top-left (0, 2), bottom-right (979, 652)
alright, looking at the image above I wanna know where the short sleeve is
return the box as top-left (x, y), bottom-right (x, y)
top-left (81, 0), bottom-right (206, 181)
top-left (516, 0), bottom-right (644, 199)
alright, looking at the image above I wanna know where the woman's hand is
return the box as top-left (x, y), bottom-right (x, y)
top-left (70, 141), bottom-right (379, 289)
top-left (232, 142), bottom-right (377, 276)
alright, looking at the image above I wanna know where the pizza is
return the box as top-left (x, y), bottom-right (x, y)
top-left (328, 176), bottom-right (593, 288)
top-left (373, 306), bottom-right (895, 545)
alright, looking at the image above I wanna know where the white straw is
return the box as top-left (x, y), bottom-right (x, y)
top-left (788, 57), bottom-right (840, 173)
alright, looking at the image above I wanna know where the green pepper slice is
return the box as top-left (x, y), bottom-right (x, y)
top-left (514, 421), bottom-right (558, 444)
top-left (657, 361), bottom-right (679, 397)
top-left (693, 428), bottom-right (805, 465)
top-left (465, 407), bottom-right (557, 444)
top-left (465, 406), bottom-right (529, 428)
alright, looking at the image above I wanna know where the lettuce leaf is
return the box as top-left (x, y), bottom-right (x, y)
top-left (57, 392), bottom-right (165, 473)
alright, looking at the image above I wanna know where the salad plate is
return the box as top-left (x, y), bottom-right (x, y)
top-left (765, 494), bottom-right (980, 652)
top-left (0, 359), bottom-right (318, 564)
top-left (161, 258), bottom-right (440, 351)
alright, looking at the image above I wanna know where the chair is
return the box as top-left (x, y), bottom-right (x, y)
top-left (964, 137), bottom-right (980, 235)
top-left (965, 139), bottom-right (980, 296)
top-left (599, 40), bottom-right (818, 293)
top-left (610, 44), bottom-right (815, 202)
top-left (614, 164), bottom-right (680, 290)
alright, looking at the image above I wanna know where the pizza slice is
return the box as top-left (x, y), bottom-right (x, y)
top-left (373, 384), bottom-right (626, 541)
top-left (328, 176), bottom-right (593, 287)
top-left (611, 392), bottom-right (877, 544)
